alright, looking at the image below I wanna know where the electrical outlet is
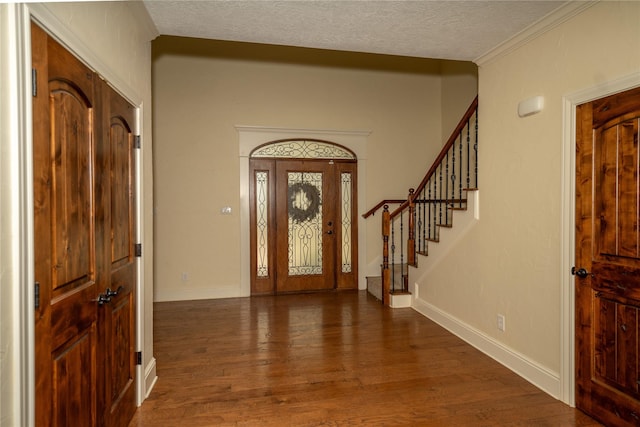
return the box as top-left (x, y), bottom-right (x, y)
top-left (181, 272), bottom-right (189, 282)
top-left (497, 314), bottom-right (505, 332)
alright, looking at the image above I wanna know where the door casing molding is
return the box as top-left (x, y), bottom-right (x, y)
top-left (1, 4), bottom-right (34, 426)
top-left (561, 71), bottom-right (640, 406)
top-left (237, 126), bottom-right (369, 296)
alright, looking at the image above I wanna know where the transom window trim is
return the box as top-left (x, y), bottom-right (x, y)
top-left (250, 138), bottom-right (357, 160)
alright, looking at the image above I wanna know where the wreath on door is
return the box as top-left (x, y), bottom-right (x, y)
top-left (288, 182), bottom-right (321, 223)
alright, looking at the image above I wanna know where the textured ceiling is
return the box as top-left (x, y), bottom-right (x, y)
top-left (143, 0), bottom-right (567, 61)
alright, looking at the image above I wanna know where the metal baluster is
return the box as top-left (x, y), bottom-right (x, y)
top-left (445, 150), bottom-right (449, 225)
top-left (432, 176), bottom-right (437, 239)
top-left (438, 163), bottom-right (443, 228)
top-left (459, 129), bottom-right (463, 208)
top-left (416, 189), bottom-right (422, 253)
top-left (466, 117), bottom-right (471, 190)
top-left (421, 187), bottom-right (426, 252)
top-left (451, 140), bottom-right (456, 210)
top-left (428, 180), bottom-right (432, 241)
top-left (474, 112), bottom-right (478, 188)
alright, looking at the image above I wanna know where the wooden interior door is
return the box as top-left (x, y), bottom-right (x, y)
top-left (250, 155), bottom-right (358, 295)
top-left (575, 86), bottom-right (640, 426)
top-left (98, 80), bottom-right (137, 427)
top-left (33, 23), bottom-right (99, 427)
top-left (32, 23), bottom-right (137, 427)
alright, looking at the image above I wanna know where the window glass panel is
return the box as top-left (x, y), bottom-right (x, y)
top-left (287, 172), bottom-right (323, 275)
top-left (256, 171), bottom-right (268, 277)
top-left (341, 172), bottom-right (352, 273)
top-left (252, 140), bottom-right (355, 160)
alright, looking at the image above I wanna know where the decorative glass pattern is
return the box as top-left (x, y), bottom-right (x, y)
top-left (256, 171), bottom-right (269, 277)
top-left (288, 172), bottom-right (323, 276)
top-left (252, 140), bottom-right (355, 160)
top-left (341, 172), bottom-right (352, 273)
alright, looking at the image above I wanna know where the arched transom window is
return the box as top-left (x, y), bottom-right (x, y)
top-left (250, 139), bottom-right (357, 160)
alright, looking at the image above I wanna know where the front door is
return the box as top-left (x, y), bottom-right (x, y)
top-left (32, 23), bottom-right (137, 427)
top-left (276, 160), bottom-right (336, 292)
top-left (249, 139), bottom-right (358, 294)
top-left (575, 86), bottom-right (640, 425)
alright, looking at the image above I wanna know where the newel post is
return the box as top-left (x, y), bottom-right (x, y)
top-left (381, 205), bottom-right (390, 306)
top-left (407, 188), bottom-right (416, 268)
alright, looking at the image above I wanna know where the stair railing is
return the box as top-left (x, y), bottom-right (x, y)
top-left (374, 96), bottom-right (478, 305)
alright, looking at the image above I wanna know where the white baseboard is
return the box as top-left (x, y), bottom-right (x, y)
top-left (154, 285), bottom-right (243, 302)
top-left (412, 297), bottom-right (561, 399)
top-left (142, 357), bottom-right (157, 403)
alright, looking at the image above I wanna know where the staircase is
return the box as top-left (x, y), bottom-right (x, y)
top-left (366, 263), bottom-right (405, 301)
top-left (364, 96), bottom-right (479, 306)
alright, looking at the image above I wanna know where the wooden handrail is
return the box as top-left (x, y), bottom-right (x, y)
top-left (412, 96), bottom-right (478, 199)
top-left (387, 96), bottom-right (478, 221)
top-left (362, 199), bottom-right (405, 219)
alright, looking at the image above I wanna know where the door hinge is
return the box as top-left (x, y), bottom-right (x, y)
top-left (32, 69), bottom-right (37, 97)
top-left (34, 282), bottom-right (40, 309)
top-left (134, 135), bottom-right (141, 149)
top-left (135, 351), bottom-right (142, 365)
top-left (135, 243), bottom-right (142, 257)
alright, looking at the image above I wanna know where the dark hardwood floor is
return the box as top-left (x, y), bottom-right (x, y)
top-left (129, 290), bottom-right (599, 426)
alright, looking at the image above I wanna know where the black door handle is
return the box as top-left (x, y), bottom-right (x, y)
top-left (571, 267), bottom-right (590, 278)
top-left (105, 286), bottom-right (124, 298)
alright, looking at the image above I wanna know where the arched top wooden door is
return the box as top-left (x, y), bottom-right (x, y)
top-left (249, 139), bottom-right (358, 295)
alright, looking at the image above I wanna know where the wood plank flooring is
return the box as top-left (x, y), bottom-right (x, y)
top-left (128, 291), bottom-right (599, 426)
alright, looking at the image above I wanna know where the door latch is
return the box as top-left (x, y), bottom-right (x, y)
top-left (571, 266), bottom-right (591, 278)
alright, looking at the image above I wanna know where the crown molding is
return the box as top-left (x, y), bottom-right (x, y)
top-left (475, 1), bottom-right (598, 66)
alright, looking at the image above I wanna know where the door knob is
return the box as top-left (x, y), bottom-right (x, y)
top-left (105, 286), bottom-right (124, 298)
top-left (327, 230), bottom-right (333, 235)
top-left (93, 293), bottom-right (111, 305)
top-left (571, 267), bottom-right (590, 278)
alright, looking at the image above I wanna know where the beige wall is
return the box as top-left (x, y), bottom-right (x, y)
top-left (414, 0), bottom-right (640, 398)
top-left (441, 61), bottom-right (478, 141)
top-left (0, 3), bottom-right (157, 424)
top-left (152, 37), bottom-right (478, 301)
